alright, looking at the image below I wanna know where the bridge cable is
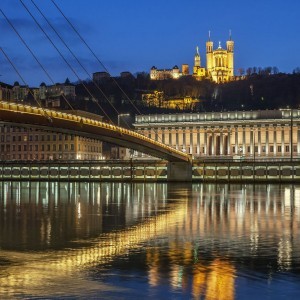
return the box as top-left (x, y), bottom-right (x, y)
top-left (0, 8), bottom-right (74, 117)
top-left (50, 0), bottom-right (142, 116)
top-left (0, 47), bottom-right (51, 118)
top-left (18, 0), bottom-right (114, 124)
top-left (28, 0), bottom-right (132, 130)
top-left (50, 0), bottom-right (165, 144)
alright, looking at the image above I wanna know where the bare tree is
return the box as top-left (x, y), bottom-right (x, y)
top-left (272, 66), bottom-right (279, 74)
top-left (246, 67), bottom-right (252, 76)
top-left (238, 68), bottom-right (245, 76)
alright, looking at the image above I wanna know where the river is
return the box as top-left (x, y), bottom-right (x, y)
top-left (0, 182), bottom-right (299, 299)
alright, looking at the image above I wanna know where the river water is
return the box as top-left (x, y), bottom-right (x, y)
top-left (0, 181), bottom-right (299, 299)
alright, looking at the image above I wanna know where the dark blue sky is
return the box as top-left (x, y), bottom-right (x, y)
top-left (1, 0), bottom-right (300, 86)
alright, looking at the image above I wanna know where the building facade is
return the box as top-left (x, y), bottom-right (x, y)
top-left (0, 82), bottom-right (13, 101)
top-left (150, 65), bottom-right (186, 80)
top-left (0, 124), bottom-right (103, 161)
top-left (205, 34), bottom-right (234, 83)
top-left (134, 110), bottom-right (300, 159)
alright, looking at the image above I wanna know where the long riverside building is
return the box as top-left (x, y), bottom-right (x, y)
top-left (134, 109), bottom-right (300, 159)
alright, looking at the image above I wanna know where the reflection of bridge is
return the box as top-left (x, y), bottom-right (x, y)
top-left (0, 182), bottom-right (189, 297)
top-left (1, 182), bottom-right (299, 298)
top-left (0, 101), bottom-right (190, 164)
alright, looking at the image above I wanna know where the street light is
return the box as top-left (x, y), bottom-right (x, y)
top-left (251, 128), bottom-right (256, 161)
top-left (117, 113), bottom-right (130, 160)
top-left (290, 108), bottom-right (293, 161)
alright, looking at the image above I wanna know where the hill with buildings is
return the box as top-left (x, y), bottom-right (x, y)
top-left (1, 71), bottom-right (300, 122)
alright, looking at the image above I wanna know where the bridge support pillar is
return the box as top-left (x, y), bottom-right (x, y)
top-left (167, 162), bottom-right (192, 182)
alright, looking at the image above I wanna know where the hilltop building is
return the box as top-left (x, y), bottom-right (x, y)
top-left (150, 32), bottom-right (235, 83)
top-left (150, 65), bottom-right (183, 80)
top-left (204, 31), bottom-right (234, 83)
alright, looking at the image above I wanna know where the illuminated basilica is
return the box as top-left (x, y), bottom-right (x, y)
top-left (150, 32), bottom-right (235, 83)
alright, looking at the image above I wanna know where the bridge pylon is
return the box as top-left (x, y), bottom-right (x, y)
top-left (167, 161), bottom-right (192, 182)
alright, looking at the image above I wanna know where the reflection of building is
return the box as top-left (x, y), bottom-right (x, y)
top-left (0, 182), bottom-right (299, 296)
top-left (134, 109), bottom-right (300, 159)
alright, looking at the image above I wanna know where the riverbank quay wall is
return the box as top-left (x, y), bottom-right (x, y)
top-left (0, 159), bottom-right (300, 183)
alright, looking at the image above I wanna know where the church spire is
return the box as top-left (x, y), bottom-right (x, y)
top-left (229, 29), bottom-right (232, 41)
top-left (208, 30), bottom-right (211, 41)
top-left (194, 46), bottom-right (200, 67)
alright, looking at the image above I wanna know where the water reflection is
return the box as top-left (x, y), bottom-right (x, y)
top-left (0, 182), bottom-right (299, 299)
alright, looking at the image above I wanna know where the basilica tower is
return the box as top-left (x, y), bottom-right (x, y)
top-left (226, 31), bottom-right (234, 78)
top-left (194, 46), bottom-right (200, 67)
top-left (205, 31), bottom-right (235, 83)
top-left (193, 46), bottom-right (206, 79)
top-left (206, 31), bottom-right (214, 71)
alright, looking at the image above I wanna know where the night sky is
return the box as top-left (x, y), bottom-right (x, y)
top-left (1, 0), bottom-right (300, 86)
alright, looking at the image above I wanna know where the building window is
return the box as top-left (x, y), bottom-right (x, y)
top-left (270, 146), bottom-right (274, 152)
top-left (53, 144), bottom-right (56, 151)
top-left (47, 145), bottom-right (50, 151)
top-left (35, 145), bottom-right (38, 151)
top-left (278, 146), bottom-right (282, 152)
top-left (65, 144), bottom-right (68, 150)
top-left (71, 144), bottom-right (74, 151)
top-left (285, 145), bottom-right (289, 152)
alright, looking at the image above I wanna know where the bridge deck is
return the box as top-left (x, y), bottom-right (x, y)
top-left (0, 101), bottom-right (190, 162)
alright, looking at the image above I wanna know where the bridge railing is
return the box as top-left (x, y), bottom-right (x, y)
top-left (0, 101), bottom-right (190, 160)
